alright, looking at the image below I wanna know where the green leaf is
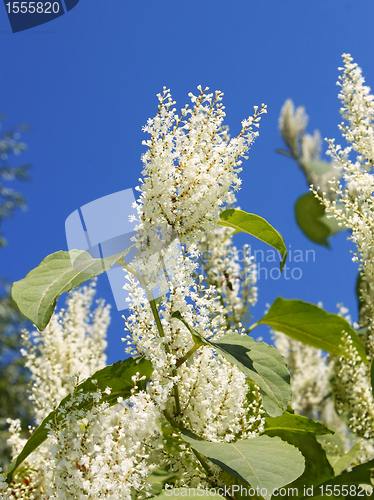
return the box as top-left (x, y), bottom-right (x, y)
top-left (154, 489), bottom-right (226, 500)
top-left (6, 356), bottom-right (153, 484)
top-left (257, 297), bottom-right (368, 363)
top-left (180, 431), bottom-right (305, 500)
top-left (264, 418), bottom-right (335, 495)
top-left (295, 193), bottom-right (330, 247)
top-left (218, 209), bottom-right (287, 272)
top-left (264, 412), bottom-right (333, 436)
top-left (295, 193), bottom-right (344, 247)
top-left (172, 311), bottom-right (291, 417)
top-left (212, 334), bottom-right (291, 417)
top-left (327, 442), bottom-right (362, 476)
top-left (315, 459), bottom-right (374, 490)
top-left (11, 247), bottom-right (133, 330)
top-left (283, 435), bottom-right (334, 495)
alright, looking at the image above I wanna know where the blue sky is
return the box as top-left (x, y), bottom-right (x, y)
top-left (1, 0), bottom-right (374, 363)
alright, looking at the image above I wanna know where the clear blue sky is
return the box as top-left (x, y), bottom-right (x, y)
top-left (1, 1), bottom-right (374, 363)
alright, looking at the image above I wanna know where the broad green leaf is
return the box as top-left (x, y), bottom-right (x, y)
top-left (257, 297), bottom-right (368, 363)
top-left (295, 193), bottom-right (345, 247)
top-left (315, 459), bottom-right (374, 491)
top-left (295, 193), bottom-right (332, 247)
top-left (212, 334), bottom-right (291, 417)
top-left (172, 311), bottom-right (291, 417)
top-left (264, 423), bottom-right (334, 495)
top-left (6, 356), bottom-right (153, 484)
top-left (218, 209), bottom-right (287, 272)
top-left (180, 431), bottom-right (305, 500)
top-left (327, 443), bottom-right (361, 476)
top-left (264, 412), bottom-right (333, 436)
top-left (155, 489), bottom-right (226, 500)
top-left (12, 247), bottom-right (132, 330)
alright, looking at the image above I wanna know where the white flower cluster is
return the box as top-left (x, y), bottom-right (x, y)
top-left (332, 333), bottom-right (374, 438)
top-left (43, 383), bottom-right (159, 500)
top-left (316, 55), bottom-right (374, 332)
top-left (331, 332), bottom-right (374, 462)
top-left (123, 247), bottom-right (265, 445)
top-left (134, 86), bottom-right (266, 246)
top-left (337, 54), bottom-right (374, 167)
top-left (278, 99), bottom-right (336, 196)
top-left (122, 87), bottom-right (266, 451)
top-left (21, 280), bottom-right (109, 425)
top-left (279, 99), bottom-right (315, 160)
top-left (2, 88), bottom-right (268, 499)
top-left (1, 281), bottom-right (113, 499)
top-left (272, 330), bottom-right (331, 420)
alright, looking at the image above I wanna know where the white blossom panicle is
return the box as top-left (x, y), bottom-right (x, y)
top-left (120, 87), bottom-right (267, 453)
top-left (272, 330), bottom-right (331, 419)
top-left (331, 332), bottom-right (374, 462)
top-left (3, 281), bottom-right (111, 499)
top-left (123, 248), bottom-right (265, 444)
top-left (43, 387), bottom-right (160, 499)
top-left (279, 98), bottom-right (336, 195)
top-left (279, 99), bottom-right (309, 159)
top-left (134, 86), bottom-right (266, 247)
top-left (337, 54), bottom-right (374, 168)
top-left (21, 279), bottom-right (109, 425)
top-left (279, 98), bottom-right (322, 164)
top-left (4, 87), bottom-right (269, 498)
top-left (315, 55), bottom-right (374, 333)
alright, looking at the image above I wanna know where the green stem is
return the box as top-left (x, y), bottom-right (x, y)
top-left (176, 344), bottom-right (201, 368)
top-left (172, 373), bottom-right (182, 415)
top-left (117, 259), bottom-right (181, 415)
top-left (191, 449), bottom-right (214, 477)
top-left (246, 321), bottom-right (258, 334)
top-left (275, 148), bottom-right (292, 158)
top-left (149, 297), bottom-right (182, 416)
top-left (149, 297), bottom-right (166, 338)
top-left (116, 260), bottom-right (148, 289)
top-left (148, 296), bottom-right (181, 416)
